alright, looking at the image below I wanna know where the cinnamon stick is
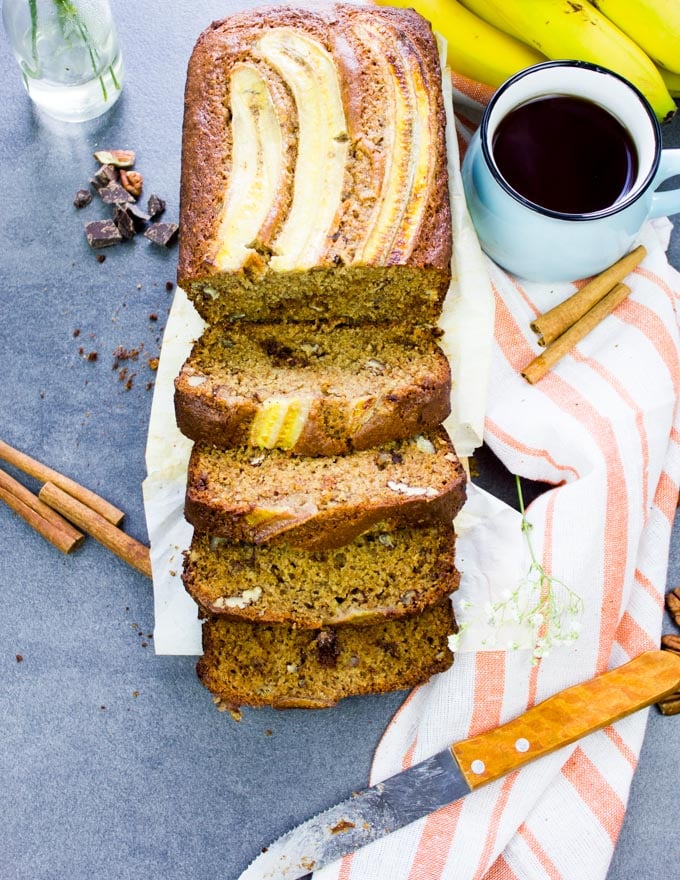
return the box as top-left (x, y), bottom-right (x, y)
top-left (0, 438), bottom-right (125, 526)
top-left (522, 283), bottom-right (631, 385)
top-left (530, 245), bottom-right (646, 347)
top-left (39, 481), bottom-right (152, 578)
top-left (0, 468), bottom-right (84, 554)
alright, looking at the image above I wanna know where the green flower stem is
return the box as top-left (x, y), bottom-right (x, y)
top-left (26, 0), bottom-right (120, 102)
top-left (450, 476), bottom-right (584, 662)
top-left (28, 0), bottom-right (39, 74)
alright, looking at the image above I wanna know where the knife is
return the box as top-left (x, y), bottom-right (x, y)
top-left (239, 649), bottom-right (680, 880)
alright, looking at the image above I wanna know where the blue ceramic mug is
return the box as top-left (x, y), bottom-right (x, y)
top-left (461, 61), bottom-right (680, 282)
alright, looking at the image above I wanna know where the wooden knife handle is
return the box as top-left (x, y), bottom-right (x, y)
top-left (451, 650), bottom-right (680, 790)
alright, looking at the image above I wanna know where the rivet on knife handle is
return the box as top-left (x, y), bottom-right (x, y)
top-left (451, 650), bottom-right (680, 790)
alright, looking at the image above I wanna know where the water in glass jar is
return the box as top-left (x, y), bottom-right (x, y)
top-left (3, 0), bottom-right (124, 123)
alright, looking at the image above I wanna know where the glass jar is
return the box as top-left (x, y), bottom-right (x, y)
top-left (2, 0), bottom-right (124, 122)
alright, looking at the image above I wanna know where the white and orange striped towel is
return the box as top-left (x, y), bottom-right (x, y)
top-left (316, 76), bottom-right (680, 880)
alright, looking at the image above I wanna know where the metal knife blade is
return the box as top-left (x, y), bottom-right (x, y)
top-left (240, 748), bottom-right (466, 880)
top-left (239, 650), bottom-right (680, 880)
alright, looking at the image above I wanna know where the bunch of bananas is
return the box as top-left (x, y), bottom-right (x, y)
top-left (376, 0), bottom-right (679, 122)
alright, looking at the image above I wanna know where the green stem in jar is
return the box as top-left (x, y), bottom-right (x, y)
top-left (27, 0), bottom-right (40, 76)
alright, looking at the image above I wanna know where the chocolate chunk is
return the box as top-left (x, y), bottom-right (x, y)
top-left (260, 337), bottom-right (309, 368)
top-left (91, 164), bottom-right (118, 188)
top-left (315, 630), bottom-right (340, 668)
top-left (85, 219), bottom-right (123, 248)
top-left (144, 222), bottom-right (178, 247)
top-left (98, 181), bottom-right (134, 205)
top-left (73, 189), bottom-right (92, 208)
top-left (125, 203), bottom-right (150, 230)
top-left (113, 204), bottom-right (136, 240)
top-left (147, 193), bottom-right (166, 218)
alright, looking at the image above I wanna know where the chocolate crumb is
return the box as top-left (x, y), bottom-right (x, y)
top-left (73, 189), bottom-right (92, 208)
top-left (144, 222), bottom-right (179, 247)
top-left (85, 219), bottom-right (123, 248)
top-left (265, 729), bottom-right (273, 736)
top-left (100, 705), bottom-right (106, 710)
top-left (165, 281), bottom-right (174, 291)
top-left (15, 654), bottom-right (23, 663)
top-left (112, 345), bottom-right (142, 369)
top-left (96, 254), bottom-right (107, 263)
top-left (86, 351), bottom-right (98, 362)
top-left (149, 312), bottom-right (158, 321)
top-left (73, 328), bottom-right (81, 337)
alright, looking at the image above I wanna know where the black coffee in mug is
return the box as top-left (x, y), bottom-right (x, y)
top-left (491, 95), bottom-right (638, 215)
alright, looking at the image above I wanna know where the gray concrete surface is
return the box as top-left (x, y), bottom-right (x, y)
top-left (0, 3), bottom-right (678, 879)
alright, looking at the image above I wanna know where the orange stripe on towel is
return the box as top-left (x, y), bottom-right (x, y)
top-left (471, 775), bottom-right (518, 880)
top-left (407, 800), bottom-right (464, 880)
top-left (484, 853), bottom-right (521, 880)
top-left (604, 726), bottom-right (638, 771)
top-left (485, 417), bottom-right (579, 481)
top-left (618, 299), bottom-right (680, 396)
top-left (408, 653), bottom-right (507, 880)
top-left (562, 747), bottom-right (626, 845)
top-left (615, 610), bottom-right (657, 657)
top-left (653, 470), bottom-right (680, 525)
top-left (634, 568), bottom-right (665, 609)
top-left (518, 826), bottom-right (562, 880)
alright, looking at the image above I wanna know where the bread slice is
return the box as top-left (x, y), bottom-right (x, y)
top-left (197, 599), bottom-right (456, 709)
top-left (184, 428), bottom-right (467, 550)
top-left (183, 520), bottom-right (459, 627)
top-left (174, 322), bottom-right (451, 455)
top-left (177, 3), bottom-right (451, 326)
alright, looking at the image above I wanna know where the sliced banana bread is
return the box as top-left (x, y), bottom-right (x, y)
top-left (184, 428), bottom-right (467, 550)
top-left (178, 3), bottom-right (451, 326)
top-left (183, 521), bottom-right (459, 627)
top-left (197, 599), bottom-right (456, 709)
top-left (174, 323), bottom-right (451, 455)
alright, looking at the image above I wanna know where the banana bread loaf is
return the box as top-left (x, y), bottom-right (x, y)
top-left (177, 3), bottom-right (452, 325)
top-left (183, 521), bottom-right (459, 627)
top-left (197, 599), bottom-right (456, 709)
top-left (174, 322), bottom-right (451, 455)
top-left (184, 428), bottom-right (466, 550)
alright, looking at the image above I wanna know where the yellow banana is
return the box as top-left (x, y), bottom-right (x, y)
top-left (458, 0), bottom-right (676, 121)
top-left (588, 0), bottom-right (680, 74)
top-left (658, 64), bottom-right (680, 97)
top-left (374, 0), bottom-right (546, 89)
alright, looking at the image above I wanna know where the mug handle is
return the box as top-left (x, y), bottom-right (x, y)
top-left (649, 150), bottom-right (680, 219)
